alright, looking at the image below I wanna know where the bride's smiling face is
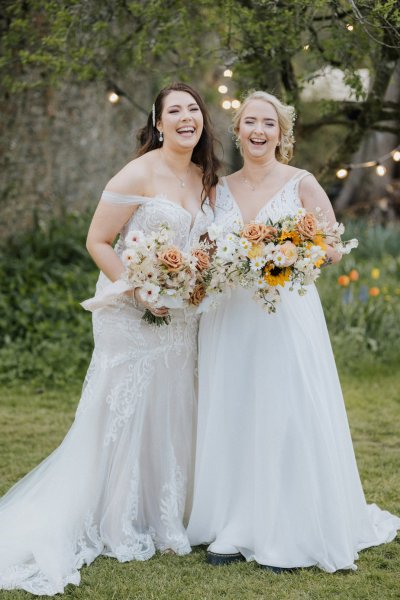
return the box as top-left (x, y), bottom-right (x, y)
top-left (238, 99), bottom-right (280, 159)
top-left (157, 91), bottom-right (204, 150)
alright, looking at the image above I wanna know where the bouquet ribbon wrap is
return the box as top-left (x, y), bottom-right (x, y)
top-left (81, 279), bottom-right (132, 312)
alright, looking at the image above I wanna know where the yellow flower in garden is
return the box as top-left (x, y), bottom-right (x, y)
top-left (369, 287), bottom-right (380, 297)
top-left (338, 275), bottom-right (350, 287)
top-left (371, 268), bottom-right (380, 279)
top-left (264, 267), bottom-right (291, 287)
top-left (248, 243), bottom-right (264, 259)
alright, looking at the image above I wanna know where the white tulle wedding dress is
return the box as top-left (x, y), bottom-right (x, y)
top-left (0, 191), bottom-right (213, 595)
top-left (187, 172), bottom-right (399, 572)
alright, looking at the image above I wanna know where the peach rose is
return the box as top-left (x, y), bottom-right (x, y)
top-left (279, 241), bottom-right (298, 266)
top-left (189, 283), bottom-right (206, 306)
top-left (192, 249), bottom-right (210, 272)
top-left (296, 213), bottom-right (317, 239)
top-left (158, 247), bottom-right (184, 272)
top-left (241, 223), bottom-right (278, 243)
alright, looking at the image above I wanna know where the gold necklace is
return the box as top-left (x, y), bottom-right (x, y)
top-left (161, 152), bottom-right (191, 188)
top-left (241, 162), bottom-right (277, 191)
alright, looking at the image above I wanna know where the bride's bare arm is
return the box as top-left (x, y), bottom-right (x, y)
top-left (299, 175), bottom-right (342, 265)
top-left (86, 159), bottom-right (169, 316)
top-left (86, 161), bottom-right (147, 282)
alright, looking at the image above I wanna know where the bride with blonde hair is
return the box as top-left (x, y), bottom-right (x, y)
top-left (187, 90), bottom-right (399, 572)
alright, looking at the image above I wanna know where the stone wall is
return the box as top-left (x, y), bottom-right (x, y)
top-left (0, 80), bottom-right (232, 238)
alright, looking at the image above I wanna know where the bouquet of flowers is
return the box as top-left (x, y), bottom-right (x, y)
top-left (205, 208), bottom-right (358, 313)
top-left (121, 225), bottom-right (211, 325)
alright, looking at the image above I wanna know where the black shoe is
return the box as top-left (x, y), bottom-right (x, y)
top-left (207, 550), bottom-right (246, 566)
top-left (259, 564), bottom-right (297, 574)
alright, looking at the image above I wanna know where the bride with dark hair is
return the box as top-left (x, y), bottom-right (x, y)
top-left (0, 82), bottom-right (220, 596)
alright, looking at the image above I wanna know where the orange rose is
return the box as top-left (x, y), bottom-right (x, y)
top-left (263, 226), bottom-right (279, 242)
top-left (158, 247), bottom-right (184, 272)
top-left (296, 213), bottom-right (318, 239)
top-left (189, 283), bottom-right (206, 306)
top-left (241, 223), bottom-right (277, 243)
top-left (192, 249), bottom-right (210, 272)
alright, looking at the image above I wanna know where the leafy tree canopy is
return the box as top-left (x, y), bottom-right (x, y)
top-left (1, 0), bottom-right (399, 171)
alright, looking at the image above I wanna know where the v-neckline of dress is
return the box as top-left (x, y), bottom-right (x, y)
top-left (223, 173), bottom-right (301, 225)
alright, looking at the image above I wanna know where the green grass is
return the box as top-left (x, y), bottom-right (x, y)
top-left (0, 367), bottom-right (399, 600)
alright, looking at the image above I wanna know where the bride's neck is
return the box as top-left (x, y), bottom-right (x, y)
top-left (242, 156), bottom-right (279, 177)
top-left (160, 146), bottom-right (193, 171)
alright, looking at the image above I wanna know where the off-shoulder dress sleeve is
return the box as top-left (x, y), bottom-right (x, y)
top-left (81, 191), bottom-right (150, 312)
top-left (100, 190), bottom-right (149, 205)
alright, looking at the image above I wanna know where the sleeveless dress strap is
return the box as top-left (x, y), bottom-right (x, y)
top-left (101, 190), bottom-right (149, 205)
top-left (293, 169), bottom-right (312, 184)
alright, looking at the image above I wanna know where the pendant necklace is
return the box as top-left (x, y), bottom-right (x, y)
top-left (241, 159), bottom-right (278, 191)
top-left (162, 152), bottom-right (191, 188)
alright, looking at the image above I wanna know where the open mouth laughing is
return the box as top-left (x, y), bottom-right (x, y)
top-left (177, 126), bottom-right (196, 137)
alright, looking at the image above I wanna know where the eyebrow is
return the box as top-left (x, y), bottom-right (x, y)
top-left (244, 116), bottom-right (277, 122)
top-left (167, 103), bottom-right (199, 109)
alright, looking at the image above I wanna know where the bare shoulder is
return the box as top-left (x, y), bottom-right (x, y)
top-left (105, 152), bottom-right (155, 196)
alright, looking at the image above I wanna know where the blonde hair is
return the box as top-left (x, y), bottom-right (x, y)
top-left (232, 91), bottom-right (296, 163)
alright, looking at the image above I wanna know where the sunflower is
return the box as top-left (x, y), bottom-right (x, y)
top-left (313, 234), bottom-right (327, 250)
top-left (280, 229), bottom-right (301, 245)
top-left (263, 265), bottom-right (291, 287)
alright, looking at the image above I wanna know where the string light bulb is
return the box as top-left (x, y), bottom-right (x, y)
top-left (218, 84), bottom-right (228, 94)
top-left (375, 164), bottom-right (386, 177)
top-left (303, 44), bottom-right (310, 51)
top-left (231, 99), bottom-right (241, 109)
top-left (222, 100), bottom-right (232, 110)
top-left (223, 69), bottom-right (233, 78)
top-left (346, 23), bottom-right (354, 31)
top-left (336, 168), bottom-right (349, 179)
top-left (108, 91), bottom-right (120, 104)
top-left (392, 150), bottom-right (400, 162)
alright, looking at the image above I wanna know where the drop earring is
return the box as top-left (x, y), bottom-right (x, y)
top-left (159, 131), bottom-right (164, 142)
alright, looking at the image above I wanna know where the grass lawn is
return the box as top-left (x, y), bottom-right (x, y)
top-left (0, 367), bottom-right (399, 600)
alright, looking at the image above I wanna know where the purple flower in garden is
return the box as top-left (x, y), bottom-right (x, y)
top-left (359, 285), bottom-right (369, 303)
top-left (342, 288), bottom-right (353, 304)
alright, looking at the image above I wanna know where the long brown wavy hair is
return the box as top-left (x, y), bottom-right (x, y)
top-left (137, 82), bottom-right (220, 203)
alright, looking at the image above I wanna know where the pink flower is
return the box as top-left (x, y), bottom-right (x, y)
top-left (279, 241), bottom-right (298, 266)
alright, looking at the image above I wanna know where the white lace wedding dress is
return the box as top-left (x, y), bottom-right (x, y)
top-left (187, 173), bottom-right (399, 572)
top-left (0, 191), bottom-right (213, 595)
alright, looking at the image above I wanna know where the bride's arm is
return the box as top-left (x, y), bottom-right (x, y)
top-left (86, 161), bottom-right (146, 282)
top-left (299, 174), bottom-right (342, 265)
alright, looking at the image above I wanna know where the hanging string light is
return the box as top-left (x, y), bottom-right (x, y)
top-left (393, 150), bottom-right (400, 162)
top-left (375, 164), bottom-right (386, 177)
top-left (108, 91), bottom-right (120, 104)
top-left (335, 146), bottom-right (400, 179)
